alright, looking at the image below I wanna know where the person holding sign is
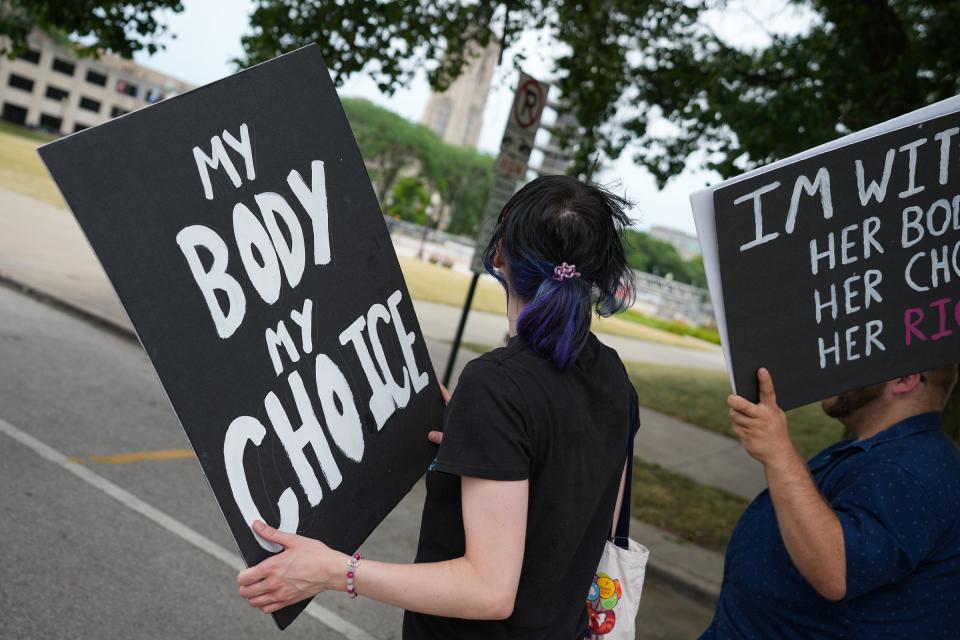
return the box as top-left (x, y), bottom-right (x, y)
top-left (701, 365), bottom-right (960, 638)
top-left (236, 176), bottom-right (641, 638)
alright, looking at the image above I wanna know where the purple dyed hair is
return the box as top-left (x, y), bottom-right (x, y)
top-left (482, 176), bottom-right (635, 368)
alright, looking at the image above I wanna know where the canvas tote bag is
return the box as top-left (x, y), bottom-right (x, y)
top-left (584, 453), bottom-right (649, 640)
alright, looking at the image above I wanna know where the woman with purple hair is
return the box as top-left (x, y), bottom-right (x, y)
top-left (238, 175), bottom-right (641, 639)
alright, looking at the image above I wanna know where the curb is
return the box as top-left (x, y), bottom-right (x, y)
top-left (0, 270), bottom-right (725, 609)
top-left (0, 272), bottom-right (138, 346)
top-left (630, 517), bottom-right (722, 608)
top-left (645, 561), bottom-right (720, 608)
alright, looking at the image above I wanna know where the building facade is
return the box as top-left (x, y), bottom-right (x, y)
top-left (420, 40), bottom-right (500, 149)
top-left (648, 225), bottom-right (703, 260)
top-left (0, 31), bottom-right (192, 135)
top-left (531, 110), bottom-right (575, 176)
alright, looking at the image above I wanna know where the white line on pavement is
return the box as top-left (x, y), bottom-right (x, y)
top-left (0, 416), bottom-right (377, 640)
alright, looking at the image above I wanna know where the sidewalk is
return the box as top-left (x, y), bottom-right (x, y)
top-left (0, 185), bottom-right (732, 602)
top-left (636, 407), bottom-right (764, 499)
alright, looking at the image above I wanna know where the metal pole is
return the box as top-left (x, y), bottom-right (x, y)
top-left (443, 272), bottom-right (480, 387)
top-left (416, 223), bottom-right (429, 260)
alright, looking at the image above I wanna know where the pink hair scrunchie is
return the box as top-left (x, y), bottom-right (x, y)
top-left (553, 262), bottom-right (581, 281)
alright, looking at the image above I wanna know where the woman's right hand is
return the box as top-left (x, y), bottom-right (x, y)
top-left (427, 384), bottom-right (452, 445)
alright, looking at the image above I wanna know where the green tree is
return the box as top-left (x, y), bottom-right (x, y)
top-left (385, 176), bottom-right (430, 224)
top-left (419, 141), bottom-right (495, 236)
top-left (341, 98), bottom-right (494, 235)
top-left (624, 229), bottom-right (706, 286)
top-left (0, 1), bottom-right (183, 57)
top-left (684, 256), bottom-right (708, 289)
top-left (238, 1), bottom-right (960, 184)
top-left (341, 98), bottom-right (427, 201)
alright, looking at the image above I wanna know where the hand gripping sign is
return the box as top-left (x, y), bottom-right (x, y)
top-left (691, 96), bottom-right (960, 409)
top-left (39, 45), bottom-right (444, 629)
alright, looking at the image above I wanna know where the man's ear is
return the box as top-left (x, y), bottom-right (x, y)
top-left (890, 373), bottom-right (923, 396)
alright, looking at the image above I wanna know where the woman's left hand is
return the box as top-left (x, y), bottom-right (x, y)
top-left (237, 520), bottom-right (349, 614)
top-left (427, 383), bottom-right (452, 445)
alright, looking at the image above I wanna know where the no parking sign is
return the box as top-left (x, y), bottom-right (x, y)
top-left (471, 72), bottom-right (549, 272)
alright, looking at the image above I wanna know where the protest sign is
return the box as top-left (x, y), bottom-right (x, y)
top-left (691, 97), bottom-right (960, 409)
top-left (39, 45), bottom-right (444, 628)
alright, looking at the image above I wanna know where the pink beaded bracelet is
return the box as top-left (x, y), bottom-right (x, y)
top-left (346, 552), bottom-right (362, 598)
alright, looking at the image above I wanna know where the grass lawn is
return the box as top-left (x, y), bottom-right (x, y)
top-left (632, 459), bottom-right (748, 552)
top-left (625, 361), bottom-right (844, 459)
top-left (0, 122), bottom-right (64, 208)
top-left (397, 257), bottom-right (509, 317)
top-left (622, 308), bottom-right (721, 345)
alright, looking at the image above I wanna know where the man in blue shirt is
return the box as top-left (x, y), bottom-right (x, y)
top-left (701, 365), bottom-right (960, 639)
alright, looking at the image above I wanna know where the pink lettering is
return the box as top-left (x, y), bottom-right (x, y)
top-left (904, 307), bottom-right (927, 346)
top-left (930, 297), bottom-right (954, 340)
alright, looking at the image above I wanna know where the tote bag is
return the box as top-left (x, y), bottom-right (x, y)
top-left (586, 536), bottom-right (649, 639)
top-left (585, 406), bottom-right (648, 640)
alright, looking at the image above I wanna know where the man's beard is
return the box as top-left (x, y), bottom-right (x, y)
top-left (821, 383), bottom-right (885, 419)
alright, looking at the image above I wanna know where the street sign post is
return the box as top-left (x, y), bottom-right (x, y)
top-left (444, 72), bottom-right (549, 386)
top-left (470, 72), bottom-right (551, 274)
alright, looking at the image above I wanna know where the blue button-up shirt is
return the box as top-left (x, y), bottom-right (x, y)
top-left (701, 412), bottom-right (960, 639)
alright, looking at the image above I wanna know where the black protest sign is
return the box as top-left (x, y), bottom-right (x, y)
top-left (39, 45), bottom-right (444, 628)
top-left (714, 109), bottom-right (960, 409)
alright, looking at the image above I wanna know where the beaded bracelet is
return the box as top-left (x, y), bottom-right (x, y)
top-left (346, 552), bottom-right (362, 598)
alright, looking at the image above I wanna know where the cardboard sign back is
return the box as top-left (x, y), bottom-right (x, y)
top-left (39, 45), bottom-right (443, 628)
top-left (707, 107), bottom-right (960, 409)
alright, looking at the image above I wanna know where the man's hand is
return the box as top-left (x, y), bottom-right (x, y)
top-left (427, 383), bottom-right (451, 445)
top-left (727, 368), bottom-right (800, 470)
top-left (729, 369), bottom-right (847, 601)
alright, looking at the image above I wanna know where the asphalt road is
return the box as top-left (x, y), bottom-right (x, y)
top-left (0, 283), bottom-right (713, 639)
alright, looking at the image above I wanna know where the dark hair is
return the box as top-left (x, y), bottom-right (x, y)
top-left (481, 175), bottom-right (636, 368)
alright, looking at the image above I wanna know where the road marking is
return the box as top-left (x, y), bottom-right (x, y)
top-left (0, 416), bottom-right (377, 640)
top-left (84, 448), bottom-right (196, 464)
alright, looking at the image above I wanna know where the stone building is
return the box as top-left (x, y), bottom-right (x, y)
top-left (0, 31), bottom-right (192, 135)
top-left (648, 225), bottom-right (703, 260)
top-left (420, 40), bottom-right (500, 149)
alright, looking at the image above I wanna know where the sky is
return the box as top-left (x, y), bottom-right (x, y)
top-left (132, 0), bottom-right (812, 236)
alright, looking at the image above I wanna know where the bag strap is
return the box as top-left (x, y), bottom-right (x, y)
top-left (609, 456), bottom-right (627, 539)
top-left (611, 391), bottom-right (641, 548)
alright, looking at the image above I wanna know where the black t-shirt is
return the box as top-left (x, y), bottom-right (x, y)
top-left (403, 333), bottom-right (638, 640)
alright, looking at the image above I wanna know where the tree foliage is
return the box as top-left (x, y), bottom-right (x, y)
top-left (624, 229), bottom-right (705, 286)
top-left (239, 1), bottom-right (960, 186)
top-left (385, 176), bottom-right (430, 225)
top-left (341, 98), bottom-right (494, 235)
top-left (635, 1), bottom-right (960, 184)
top-left (0, 1), bottom-right (182, 57)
